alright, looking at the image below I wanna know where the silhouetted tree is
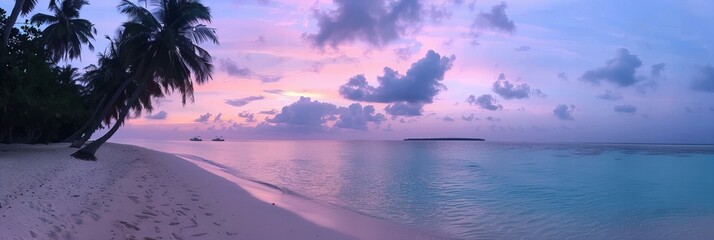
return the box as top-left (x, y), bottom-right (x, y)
top-left (72, 0), bottom-right (217, 160)
top-left (1, 0), bottom-right (57, 76)
top-left (0, 9), bottom-right (89, 144)
top-left (31, 0), bottom-right (96, 61)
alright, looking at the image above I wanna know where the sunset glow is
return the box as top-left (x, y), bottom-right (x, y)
top-left (6, 0), bottom-right (712, 143)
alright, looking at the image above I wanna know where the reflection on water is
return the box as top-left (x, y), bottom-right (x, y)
top-left (122, 140), bottom-right (714, 239)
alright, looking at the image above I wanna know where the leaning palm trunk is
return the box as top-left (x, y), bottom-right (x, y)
top-left (0, 0), bottom-right (27, 70)
top-left (2, 0), bottom-right (25, 45)
top-left (70, 78), bottom-right (133, 147)
top-left (63, 95), bottom-right (107, 143)
top-left (72, 78), bottom-right (148, 160)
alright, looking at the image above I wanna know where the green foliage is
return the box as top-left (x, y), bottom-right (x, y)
top-left (0, 8), bottom-right (90, 144)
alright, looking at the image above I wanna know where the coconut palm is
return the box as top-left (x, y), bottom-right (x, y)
top-left (2, 0), bottom-right (57, 44)
top-left (65, 34), bottom-right (132, 146)
top-left (72, 0), bottom-right (217, 160)
top-left (30, 0), bottom-right (96, 62)
top-left (67, 33), bottom-right (164, 147)
top-left (1, 0), bottom-right (58, 67)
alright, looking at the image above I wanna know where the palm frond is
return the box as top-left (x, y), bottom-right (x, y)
top-left (118, 0), bottom-right (161, 30)
top-left (182, 25), bottom-right (218, 45)
top-left (30, 13), bottom-right (58, 25)
top-left (21, 0), bottom-right (39, 15)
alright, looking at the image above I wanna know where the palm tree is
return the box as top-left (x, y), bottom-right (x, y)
top-left (56, 65), bottom-right (81, 87)
top-left (66, 33), bottom-right (164, 147)
top-left (1, 0), bottom-right (57, 70)
top-left (65, 34), bottom-right (131, 146)
top-left (30, 0), bottom-right (96, 62)
top-left (72, 0), bottom-right (217, 160)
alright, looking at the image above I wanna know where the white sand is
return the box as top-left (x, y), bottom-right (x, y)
top-left (0, 143), bottom-right (442, 240)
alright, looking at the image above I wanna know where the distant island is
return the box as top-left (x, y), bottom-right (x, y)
top-left (404, 138), bottom-right (485, 141)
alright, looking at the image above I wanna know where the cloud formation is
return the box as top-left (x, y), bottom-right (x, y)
top-left (393, 45), bottom-right (419, 61)
top-left (265, 97), bottom-right (385, 132)
top-left (219, 58), bottom-right (251, 77)
top-left (489, 74), bottom-right (546, 99)
top-left (558, 72), bottom-right (568, 81)
top-left (219, 58), bottom-right (283, 82)
top-left (553, 104), bottom-right (575, 120)
top-left (306, 0), bottom-right (423, 48)
top-left (334, 103), bottom-right (387, 130)
top-left (691, 65), bottom-right (714, 92)
top-left (533, 89), bottom-right (547, 98)
top-left (339, 50), bottom-right (456, 115)
top-left (263, 89), bottom-right (283, 95)
top-left (195, 113), bottom-right (212, 123)
top-left (306, 55), bottom-right (360, 73)
top-left (461, 113), bottom-right (475, 121)
top-left (259, 109), bottom-right (278, 115)
top-left (580, 48), bottom-right (643, 87)
top-left (486, 116), bottom-right (501, 121)
top-left (266, 97), bottom-right (339, 132)
top-left (466, 94), bottom-right (502, 111)
top-left (256, 35), bottom-right (266, 44)
top-left (213, 113), bottom-right (223, 123)
top-left (472, 2), bottom-right (516, 34)
top-left (515, 45), bottom-right (530, 52)
top-left (442, 116), bottom-right (455, 122)
top-left (384, 102), bottom-right (424, 116)
top-left (492, 73), bottom-right (530, 99)
top-left (238, 112), bottom-right (257, 122)
top-left (225, 96), bottom-right (265, 107)
top-left (651, 63), bottom-right (665, 77)
top-left (426, 2), bottom-right (453, 23)
top-left (614, 104), bottom-right (637, 114)
top-left (596, 90), bottom-right (623, 101)
top-left (145, 111), bottom-right (168, 120)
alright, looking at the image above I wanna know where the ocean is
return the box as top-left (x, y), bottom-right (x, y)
top-left (123, 140), bottom-right (714, 239)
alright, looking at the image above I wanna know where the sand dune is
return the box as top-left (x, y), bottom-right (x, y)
top-left (0, 143), bottom-right (439, 240)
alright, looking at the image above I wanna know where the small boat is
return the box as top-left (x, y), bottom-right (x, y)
top-left (190, 136), bottom-right (202, 141)
top-left (212, 136), bottom-right (225, 142)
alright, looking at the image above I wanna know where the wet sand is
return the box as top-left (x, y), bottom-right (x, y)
top-left (0, 143), bottom-right (440, 240)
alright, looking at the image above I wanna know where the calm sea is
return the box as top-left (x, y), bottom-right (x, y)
top-left (122, 140), bottom-right (714, 239)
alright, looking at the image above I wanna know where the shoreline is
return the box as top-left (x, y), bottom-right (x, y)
top-left (0, 143), bottom-right (443, 239)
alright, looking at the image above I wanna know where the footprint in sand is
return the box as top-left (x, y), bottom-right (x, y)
top-left (127, 195), bottom-right (140, 204)
top-left (118, 221), bottom-right (140, 231)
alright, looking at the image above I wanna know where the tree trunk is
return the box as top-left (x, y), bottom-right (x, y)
top-left (2, 0), bottom-right (25, 45)
top-left (1, 0), bottom-right (26, 72)
top-left (71, 79), bottom-right (132, 148)
top-left (72, 79), bottom-right (147, 161)
top-left (63, 95), bottom-right (107, 144)
top-left (62, 94), bottom-right (107, 144)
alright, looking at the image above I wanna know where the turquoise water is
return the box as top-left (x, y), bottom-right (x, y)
top-left (125, 140), bottom-right (714, 239)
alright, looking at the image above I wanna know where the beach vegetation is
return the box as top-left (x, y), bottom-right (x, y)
top-left (0, 8), bottom-right (90, 143)
top-left (1, 0), bottom-right (217, 160)
top-left (72, 0), bottom-right (217, 160)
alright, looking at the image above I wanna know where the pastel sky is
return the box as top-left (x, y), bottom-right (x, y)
top-left (5, 0), bottom-right (714, 143)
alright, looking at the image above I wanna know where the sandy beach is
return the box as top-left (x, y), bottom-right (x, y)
top-left (0, 143), bottom-right (440, 240)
